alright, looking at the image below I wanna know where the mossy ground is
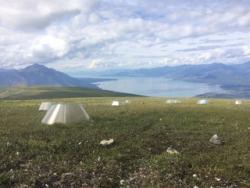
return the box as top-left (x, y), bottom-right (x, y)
top-left (0, 97), bottom-right (250, 187)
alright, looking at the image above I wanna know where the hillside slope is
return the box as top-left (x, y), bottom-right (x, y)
top-left (0, 87), bottom-right (136, 100)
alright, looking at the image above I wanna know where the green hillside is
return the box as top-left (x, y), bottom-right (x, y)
top-left (0, 98), bottom-right (250, 187)
top-left (0, 87), bottom-right (136, 100)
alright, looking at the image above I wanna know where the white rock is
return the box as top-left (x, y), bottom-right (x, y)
top-left (215, 177), bottom-right (221, 181)
top-left (193, 186), bottom-right (199, 188)
top-left (100, 139), bottom-right (114, 146)
top-left (209, 134), bottom-right (223, 145)
top-left (193, 174), bottom-right (198, 178)
top-left (166, 147), bottom-right (179, 155)
top-left (120, 179), bottom-right (125, 185)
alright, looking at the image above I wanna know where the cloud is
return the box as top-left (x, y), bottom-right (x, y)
top-left (0, 0), bottom-right (250, 71)
top-left (0, 0), bottom-right (95, 30)
top-left (243, 46), bottom-right (250, 56)
top-left (17, 9), bottom-right (81, 31)
top-left (31, 35), bottom-right (69, 59)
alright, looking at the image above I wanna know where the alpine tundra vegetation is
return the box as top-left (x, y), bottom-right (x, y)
top-left (0, 97), bottom-right (250, 187)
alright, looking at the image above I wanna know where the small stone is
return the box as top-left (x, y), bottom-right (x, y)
top-left (120, 179), bottom-right (125, 185)
top-left (166, 147), bottom-right (179, 155)
top-left (97, 156), bottom-right (101, 161)
top-left (215, 177), bottom-right (221, 181)
top-left (193, 186), bottom-right (199, 188)
top-left (78, 142), bottom-right (82, 145)
top-left (193, 174), bottom-right (198, 178)
top-left (100, 139), bottom-right (114, 146)
top-left (16, 152), bottom-right (20, 156)
top-left (209, 134), bottom-right (223, 145)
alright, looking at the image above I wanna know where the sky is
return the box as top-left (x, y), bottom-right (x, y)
top-left (1, 0), bottom-right (250, 72)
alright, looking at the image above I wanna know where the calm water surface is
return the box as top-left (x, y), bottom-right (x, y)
top-left (96, 77), bottom-right (226, 97)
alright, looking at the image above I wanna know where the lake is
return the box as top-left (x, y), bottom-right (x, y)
top-left (96, 77), bottom-right (227, 97)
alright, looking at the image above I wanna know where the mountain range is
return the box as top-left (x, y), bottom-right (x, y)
top-left (0, 64), bottom-right (103, 88)
top-left (1, 62), bottom-right (250, 98)
top-left (114, 62), bottom-right (249, 84)
top-left (111, 62), bottom-right (250, 98)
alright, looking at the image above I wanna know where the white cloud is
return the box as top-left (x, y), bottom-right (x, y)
top-left (243, 46), bottom-right (250, 56)
top-left (0, 0), bottom-right (95, 30)
top-left (31, 35), bottom-right (69, 58)
top-left (0, 0), bottom-right (250, 71)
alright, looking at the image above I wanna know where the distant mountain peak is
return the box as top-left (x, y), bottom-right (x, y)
top-left (0, 63), bottom-right (97, 88)
top-left (30, 63), bottom-right (46, 68)
top-left (23, 64), bottom-right (50, 71)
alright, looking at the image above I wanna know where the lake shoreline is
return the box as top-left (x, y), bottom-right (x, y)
top-left (95, 77), bottom-right (227, 98)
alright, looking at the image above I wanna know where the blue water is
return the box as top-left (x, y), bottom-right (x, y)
top-left (96, 77), bottom-right (226, 97)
